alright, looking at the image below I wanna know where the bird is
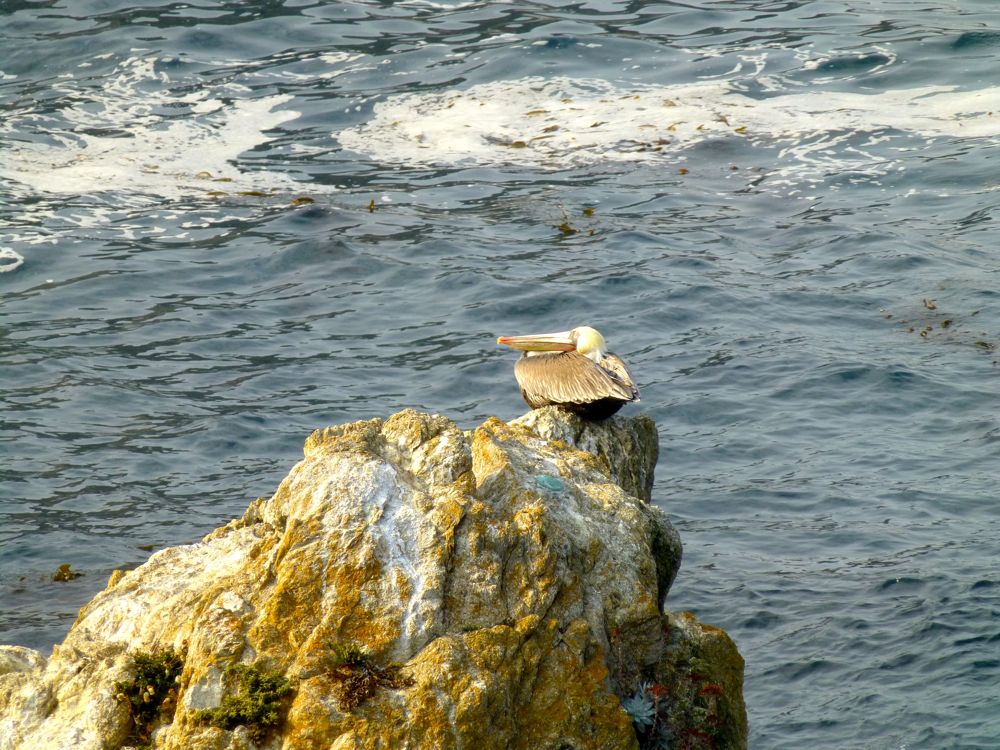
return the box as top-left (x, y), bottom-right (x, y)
top-left (496, 325), bottom-right (639, 419)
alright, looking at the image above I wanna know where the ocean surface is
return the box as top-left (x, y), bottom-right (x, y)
top-left (2, 1), bottom-right (999, 746)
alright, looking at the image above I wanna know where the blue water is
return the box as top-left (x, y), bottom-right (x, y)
top-left (2, 1), bottom-right (1000, 747)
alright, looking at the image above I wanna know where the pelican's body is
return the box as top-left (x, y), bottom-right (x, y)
top-left (497, 326), bottom-right (639, 420)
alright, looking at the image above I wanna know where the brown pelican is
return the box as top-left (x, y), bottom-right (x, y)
top-left (496, 325), bottom-right (639, 420)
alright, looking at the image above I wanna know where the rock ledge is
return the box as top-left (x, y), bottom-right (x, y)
top-left (0, 407), bottom-right (746, 750)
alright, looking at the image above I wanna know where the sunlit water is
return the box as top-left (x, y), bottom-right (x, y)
top-left (2, 1), bottom-right (999, 747)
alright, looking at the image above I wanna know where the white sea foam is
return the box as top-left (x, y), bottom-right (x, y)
top-left (335, 76), bottom-right (1000, 171)
top-left (0, 248), bottom-right (25, 273)
top-left (0, 54), bottom-right (301, 201)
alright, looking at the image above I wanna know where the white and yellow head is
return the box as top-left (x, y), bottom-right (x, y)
top-left (497, 325), bottom-right (608, 362)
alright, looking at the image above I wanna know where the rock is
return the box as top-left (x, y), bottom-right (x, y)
top-left (0, 646), bottom-right (46, 677)
top-left (0, 408), bottom-right (746, 750)
top-left (511, 406), bottom-right (659, 503)
top-left (656, 612), bottom-right (748, 750)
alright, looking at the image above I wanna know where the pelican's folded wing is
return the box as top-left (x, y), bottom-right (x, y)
top-left (514, 352), bottom-right (637, 407)
top-left (602, 353), bottom-right (640, 401)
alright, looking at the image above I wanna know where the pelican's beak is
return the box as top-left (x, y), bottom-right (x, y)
top-left (497, 330), bottom-right (575, 352)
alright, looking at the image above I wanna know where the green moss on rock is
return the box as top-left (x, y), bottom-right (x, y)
top-left (196, 663), bottom-right (293, 744)
top-left (114, 649), bottom-right (184, 749)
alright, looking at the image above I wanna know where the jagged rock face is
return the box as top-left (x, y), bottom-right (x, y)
top-left (0, 408), bottom-right (745, 750)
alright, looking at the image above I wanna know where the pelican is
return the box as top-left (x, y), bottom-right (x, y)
top-left (496, 325), bottom-right (639, 420)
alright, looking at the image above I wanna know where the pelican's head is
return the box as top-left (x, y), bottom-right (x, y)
top-left (569, 326), bottom-right (607, 360)
top-left (497, 325), bottom-right (608, 362)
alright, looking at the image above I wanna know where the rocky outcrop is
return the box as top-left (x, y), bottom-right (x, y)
top-left (0, 407), bottom-right (746, 750)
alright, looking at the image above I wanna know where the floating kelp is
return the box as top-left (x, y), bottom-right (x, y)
top-left (882, 298), bottom-right (997, 359)
top-left (52, 564), bottom-right (83, 582)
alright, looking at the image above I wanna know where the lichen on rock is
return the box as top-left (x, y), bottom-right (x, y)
top-left (0, 407), bottom-right (746, 750)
